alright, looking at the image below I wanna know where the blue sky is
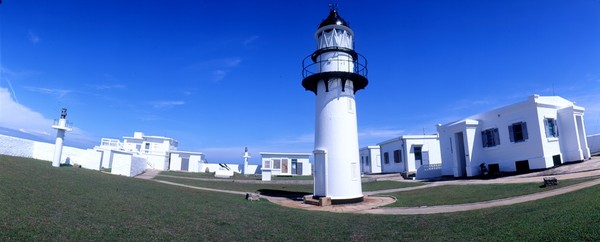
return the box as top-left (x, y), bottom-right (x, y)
top-left (1, 0), bottom-right (599, 164)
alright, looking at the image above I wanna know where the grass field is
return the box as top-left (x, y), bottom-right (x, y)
top-left (2, 155), bottom-right (600, 241)
top-left (384, 178), bottom-right (595, 207)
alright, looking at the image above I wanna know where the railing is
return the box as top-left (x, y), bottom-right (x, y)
top-left (100, 138), bottom-right (123, 149)
top-left (139, 149), bottom-right (168, 156)
top-left (302, 52), bottom-right (368, 79)
top-left (52, 119), bottom-right (74, 129)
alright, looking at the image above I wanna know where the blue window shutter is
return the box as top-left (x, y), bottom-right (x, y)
top-left (544, 119), bottom-right (549, 138)
top-left (522, 122), bottom-right (528, 140)
top-left (481, 131), bottom-right (487, 147)
top-left (508, 125), bottom-right (514, 142)
top-left (493, 128), bottom-right (500, 145)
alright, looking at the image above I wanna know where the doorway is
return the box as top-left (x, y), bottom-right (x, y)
top-left (455, 132), bottom-right (467, 177)
top-left (291, 159), bottom-right (298, 175)
top-left (181, 157), bottom-right (189, 171)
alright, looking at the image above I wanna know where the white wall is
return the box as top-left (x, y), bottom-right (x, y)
top-left (143, 154), bottom-right (169, 171)
top-left (169, 152), bottom-right (205, 172)
top-left (111, 152), bottom-right (146, 177)
top-left (588, 134), bottom-right (600, 154)
top-left (0, 134), bottom-right (101, 169)
top-left (70, 149), bottom-right (103, 170)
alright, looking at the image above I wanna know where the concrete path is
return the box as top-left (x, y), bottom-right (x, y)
top-left (152, 179), bottom-right (248, 195)
top-left (134, 169), bottom-right (161, 180)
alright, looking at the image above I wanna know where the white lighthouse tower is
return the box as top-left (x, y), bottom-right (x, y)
top-left (242, 147), bottom-right (251, 174)
top-left (302, 6), bottom-right (368, 203)
top-left (51, 108), bottom-right (72, 167)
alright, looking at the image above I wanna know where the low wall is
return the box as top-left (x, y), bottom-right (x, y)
top-left (588, 134), bottom-right (600, 154)
top-left (111, 151), bottom-right (146, 177)
top-left (416, 163), bottom-right (442, 180)
top-left (0, 134), bottom-right (101, 170)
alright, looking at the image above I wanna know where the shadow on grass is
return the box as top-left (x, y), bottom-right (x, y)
top-left (258, 189), bottom-right (312, 201)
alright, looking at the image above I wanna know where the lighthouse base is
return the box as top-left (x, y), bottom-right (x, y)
top-left (304, 195), bottom-right (364, 206)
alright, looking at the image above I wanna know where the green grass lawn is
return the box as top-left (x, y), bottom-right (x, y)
top-left (384, 178), bottom-right (595, 207)
top-left (2, 155), bottom-right (600, 241)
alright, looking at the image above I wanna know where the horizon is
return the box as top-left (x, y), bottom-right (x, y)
top-left (1, 1), bottom-right (599, 163)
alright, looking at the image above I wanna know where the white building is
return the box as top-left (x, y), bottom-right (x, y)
top-left (359, 146), bottom-right (381, 174)
top-left (122, 132), bottom-right (177, 170)
top-left (260, 152), bottom-right (312, 176)
top-left (437, 95), bottom-right (591, 177)
top-left (96, 131), bottom-right (207, 175)
top-left (377, 135), bottom-right (442, 176)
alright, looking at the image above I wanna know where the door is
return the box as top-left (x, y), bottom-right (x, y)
top-left (181, 158), bottom-right (189, 171)
top-left (314, 151), bottom-right (327, 196)
top-left (455, 132), bottom-right (467, 177)
top-left (297, 162), bottom-right (303, 175)
top-left (414, 146), bottom-right (423, 168)
top-left (291, 159), bottom-right (298, 175)
top-left (281, 159), bottom-right (289, 174)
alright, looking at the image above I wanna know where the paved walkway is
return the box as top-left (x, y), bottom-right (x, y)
top-left (135, 169), bottom-right (161, 180)
top-left (137, 156), bottom-right (600, 215)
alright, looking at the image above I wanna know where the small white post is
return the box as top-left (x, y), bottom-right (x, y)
top-left (51, 108), bottom-right (73, 167)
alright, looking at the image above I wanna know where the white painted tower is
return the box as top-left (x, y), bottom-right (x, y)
top-left (302, 7), bottom-right (368, 203)
top-left (242, 147), bottom-right (251, 174)
top-left (51, 108), bottom-right (72, 167)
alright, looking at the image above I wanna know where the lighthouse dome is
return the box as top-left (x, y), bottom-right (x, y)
top-left (318, 9), bottom-right (349, 28)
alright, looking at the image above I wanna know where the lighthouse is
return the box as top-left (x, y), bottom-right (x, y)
top-left (242, 147), bottom-right (251, 174)
top-left (51, 108), bottom-right (72, 167)
top-left (302, 6), bottom-right (368, 203)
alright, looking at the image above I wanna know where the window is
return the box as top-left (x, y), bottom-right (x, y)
top-left (544, 118), bottom-right (558, 138)
top-left (366, 155), bottom-right (369, 166)
top-left (273, 159), bottom-right (281, 169)
top-left (361, 156), bottom-right (364, 165)
top-left (393, 150), bottom-right (402, 163)
top-left (383, 152), bottom-right (389, 164)
top-left (263, 159), bottom-right (271, 169)
top-left (481, 128), bottom-right (500, 148)
top-left (509, 122), bottom-right (528, 143)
